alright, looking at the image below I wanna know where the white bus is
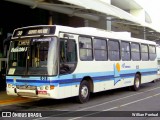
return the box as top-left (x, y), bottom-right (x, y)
top-left (6, 25), bottom-right (158, 103)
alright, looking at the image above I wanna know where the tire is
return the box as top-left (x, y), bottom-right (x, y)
top-left (151, 80), bottom-right (156, 83)
top-left (76, 80), bottom-right (90, 104)
top-left (131, 74), bottom-right (141, 91)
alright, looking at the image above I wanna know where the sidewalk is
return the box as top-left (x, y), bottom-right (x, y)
top-left (0, 90), bottom-right (19, 100)
top-left (0, 90), bottom-right (32, 106)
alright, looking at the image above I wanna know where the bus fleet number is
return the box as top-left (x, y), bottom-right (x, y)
top-left (40, 76), bottom-right (48, 80)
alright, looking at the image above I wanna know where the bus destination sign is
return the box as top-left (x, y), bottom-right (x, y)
top-left (13, 26), bottom-right (55, 38)
top-left (28, 28), bottom-right (49, 35)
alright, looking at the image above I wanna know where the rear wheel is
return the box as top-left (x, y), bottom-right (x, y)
top-left (131, 74), bottom-right (141, 91)
top-left (76, 80), bottom-right (90, 103)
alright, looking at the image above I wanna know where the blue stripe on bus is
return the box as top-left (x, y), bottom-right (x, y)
top-left (6, 69), bottom-right (157, 87)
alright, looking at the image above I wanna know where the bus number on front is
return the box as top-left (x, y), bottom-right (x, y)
top-left (40, 76), bottom-right (47, 80)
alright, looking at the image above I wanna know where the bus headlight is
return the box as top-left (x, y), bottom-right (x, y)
top-left (45, 86), bottom-right (49, 90)
top-left (40, 86), bottom-right (44, 90)
top-left (39, 85), bottom-right (55, 90)
top-left (8, 84), bottom-right (12, 88)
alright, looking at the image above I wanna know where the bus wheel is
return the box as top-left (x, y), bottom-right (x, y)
top-left (131, 74), bottom-right (141, 91)
top-left (151, 80), bottom-right (156, 83)
top-left (77, 80), bottom-right (90, 103)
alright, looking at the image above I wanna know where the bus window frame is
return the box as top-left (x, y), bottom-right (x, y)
top-left (131, 42), bottom-right (141, 61)
top-left (108, 39), bottom-right (120, 61)
top-left (149, 45), bottom-right (156, 61)
top-left (121, 41), bottom-right (131, 61)
top-left (78, 36), bottom-right (93, 61)
top-left (59, 38), bottom-right (78, 75)
top-left (93, 37), bottom-right (108, 61)
top-left (7, 36), bottom-right (58, 76)
top-left (141, 43), bottom-right (149, 61)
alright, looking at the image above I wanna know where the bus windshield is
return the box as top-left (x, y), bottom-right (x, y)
top-left (8, 37), bottom-right (58, 76)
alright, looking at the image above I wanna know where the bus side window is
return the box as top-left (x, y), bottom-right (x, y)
top-left (141, 44), bottom-right (149, 61)
top-left (131, 43), bottom-right (140, 61)
top-left (108, 40), bottom-right (120, 61)
top-left (79, 37), bottom-right (93, 61)
top-left (121, 41), bottom-right (131, 61)
top-left (149, 45), bottom-right (156, 61)
top-left (93, 38), bottom-right (107, 61)
top-left (60, 39), bottom-right (77, 74)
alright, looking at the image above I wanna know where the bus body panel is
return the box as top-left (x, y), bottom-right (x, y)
top-left (6, 60), bottom-right (158, 98)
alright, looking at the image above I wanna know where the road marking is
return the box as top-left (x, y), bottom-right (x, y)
top-left (120, 92), bottom-right (160, 108)
top-left (76, 86), bottom-right (160, 111)
top-left (34, 86), bottom-right (160, 120)
top-left (68, 93), bottom-right (160, 120)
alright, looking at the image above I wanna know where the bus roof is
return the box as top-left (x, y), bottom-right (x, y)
top-left (12, 25), bottom-right (156, 45)
top-left (55, 25), bottom-right (156, 45)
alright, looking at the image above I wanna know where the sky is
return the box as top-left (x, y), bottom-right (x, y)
top-left (135, 0), bottom-right (160, 27)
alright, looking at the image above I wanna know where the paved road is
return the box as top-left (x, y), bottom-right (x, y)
top-left (0, 80), bottom-right (160, 120)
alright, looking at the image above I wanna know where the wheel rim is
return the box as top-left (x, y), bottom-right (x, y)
top-left (135, 77), bottom-right (140, 88)
top-left (81, 85), bottom-right (88, 99)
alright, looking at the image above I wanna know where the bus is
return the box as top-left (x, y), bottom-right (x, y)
top-left (6, 25), bottom-right (159, 103)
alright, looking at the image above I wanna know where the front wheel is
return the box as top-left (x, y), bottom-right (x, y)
top-left (151, 80), bottom-right (156, 83)
top-left (130, 74), bottom-right (141, 91)
top-left (76, 80), bottom-right (90, 104)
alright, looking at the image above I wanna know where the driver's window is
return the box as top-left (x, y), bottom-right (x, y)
top-left (59, 39), bottom-right (77, 74)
